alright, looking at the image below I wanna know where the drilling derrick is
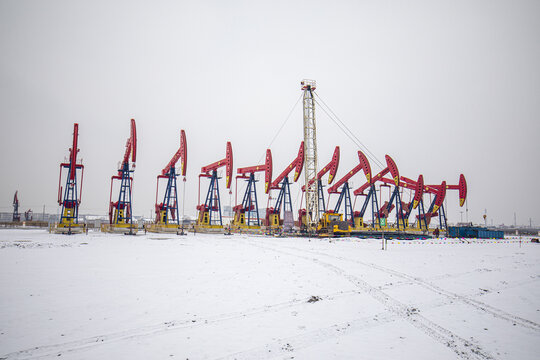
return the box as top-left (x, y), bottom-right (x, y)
top-left (301, 79), bottom-right (319, 233)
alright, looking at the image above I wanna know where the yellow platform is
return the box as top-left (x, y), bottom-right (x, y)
top-left (101, 223), bottom-right (138, 234)
top-left (146, 224), bottom-right (186, 234)
top-left (49, 223), bottom-right (86, 234)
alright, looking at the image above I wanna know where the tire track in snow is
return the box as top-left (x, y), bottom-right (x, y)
top-left (243, 240), bottom-right (494, 360)
top-left (0, 291), bottom-right (359, 360)
top-left (274, 241), bottom-right (540, 332)
top-left (217, 311), bottom-right (399, 360)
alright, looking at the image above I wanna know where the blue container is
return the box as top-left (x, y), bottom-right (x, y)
top-left (448, 226), bottom-right (503, 239)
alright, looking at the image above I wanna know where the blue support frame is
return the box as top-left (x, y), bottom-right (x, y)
top-left (160, 167), bottom-right (180, 225)
top-left (274, 176), bottom-right (293, 217)
top-left (113, 162), bottom-right (134, 226)
top-left (439, 204), bottom-right (448, 231)
top-left (317, 179), bottom-right (326, 217)
top-left (359, 185), bottom-right (381, 227)
top-left (416, 198), bottom-right (428, 230)
top-left (12, 195), bottom-right (20, 222)
top-left (60, 164), bottom-right (80, 225)
top-left (203, 170), bottom-right (223, 226)
top-left (425, 195), bottom-right (447, 231)
top-left (333, 182), bottom-right (354, 223)
top-left (240, 173), bottom-right (260, 226)
top-left (400, 196), bottom-right (430, 231)
top-left (386, 186), bottom-right (405, 230)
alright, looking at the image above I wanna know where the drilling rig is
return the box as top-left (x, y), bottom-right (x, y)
top-left (147, 130), bottom-right (187, 234)
top-left (301, 80), bottom-right (319, 234)
top-left (196, 142), bottom-right (233, 232)
top-left (102, 119), bottom-right (137, 234)
top-left (51, 123), bottom-right (85, 234)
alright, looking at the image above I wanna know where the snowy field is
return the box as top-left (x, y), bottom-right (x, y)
top-left (0, 229), bottom-right (539, 360)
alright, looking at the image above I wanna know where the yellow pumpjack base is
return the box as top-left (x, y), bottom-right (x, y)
top-left (49, 222), bottom-right (85, 234)
top-left (192, 224), bottom-right (225, 233)
top-left (101, 223), bottom-right (139, 234)
top-left (146, 224), bottom-right (186, 234)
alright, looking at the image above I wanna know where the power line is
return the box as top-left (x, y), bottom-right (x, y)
top-left (315, 93), bottom-right (385, 169)
top-left (258, 93), bottom-right (303, 164)
top-left (314, 93), bottom-right (385, 170)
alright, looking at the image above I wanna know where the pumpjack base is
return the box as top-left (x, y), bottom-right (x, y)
top-left (146, 224), bottom-right (186, 234)
top-left (193, 225), bottom-right (225, 234)
top-left (101, 224), bottom-right (139, 235)
top-left (350, 227), bottom-right (431, 239)
top-left (230, 225), bottom-right (264, 234)
top-left (49, 223), bottom-right (85, 235)
top-left (316, 231), bottom-right (351, 238)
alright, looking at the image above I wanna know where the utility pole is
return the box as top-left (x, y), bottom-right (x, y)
top-left (465, 199), bottom-right (469, 223)
top-left (301, 79), bottom-right (319, 234)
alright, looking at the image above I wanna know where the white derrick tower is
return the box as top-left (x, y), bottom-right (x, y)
top-left (301, 79), bottom-right (319, 233)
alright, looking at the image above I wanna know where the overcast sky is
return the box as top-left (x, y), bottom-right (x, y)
top-left (1, 0), bottom-right (539, 226)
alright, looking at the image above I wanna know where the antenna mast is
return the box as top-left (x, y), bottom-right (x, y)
top-left (301, 79), bottom-right (319, 233)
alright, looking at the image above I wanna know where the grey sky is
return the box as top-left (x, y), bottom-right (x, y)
top-left (1, 0), bottom-right (539, 226)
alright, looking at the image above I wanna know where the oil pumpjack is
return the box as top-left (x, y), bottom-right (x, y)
top-left (196, 142), bottom-right (233, 232)
top-left (266, 142), bottom-right (304, 233)
top-left (102, 119), bottom-right (137, 234)
top-left (51, 123), bottom-right (85, 234)
top-left (12, 191), bottom-right (20, 222)
top-left (231, 149), bottom-right (272, 232)
top-left (147, 130), bottom-right (187, 234)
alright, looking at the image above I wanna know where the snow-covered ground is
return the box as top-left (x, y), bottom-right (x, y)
top-left (0, 229), bottom-right (538, 360)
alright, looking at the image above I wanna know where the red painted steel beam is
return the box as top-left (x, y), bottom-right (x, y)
top-left (270, 142), bottom-right (304, 189)
top-left (201, 141), bottom-right (233, 189)
top-left (412, 174), bottom-right (424, 209)
top-left (303, 146), bottom-right (340, 191)
top-left (237, 149), bottom-right (273, 193)
top-left (432, 181), bottom-right (446, 213)
top-left (121, 119), bottom-right (137, 167)
top-left (352, 154), bottom-right (399, 196)
top-left (161, 130), bottom-right (187, 176)
top-left (130, 118), bottom-right (137, 163)
top-left (404, 174), bottom-right (467, 207)
top-left (328, 151), bottom-right (371, 194)
top-left (320, 146), bottom-right (341, 185)
top-left (379, 174), bottom-right (424, 209)
top-left (69, 123), bottom-right (79, 180)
